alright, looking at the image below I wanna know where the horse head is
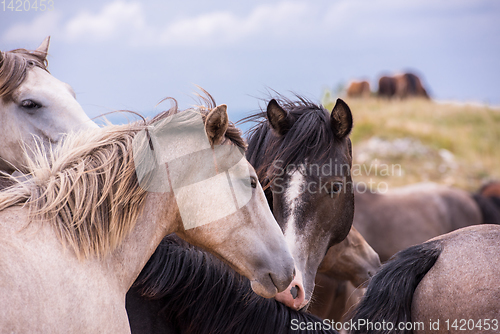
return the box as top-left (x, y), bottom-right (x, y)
top-left (0, 37), bottom-right (98, 173)
top-left (247, 96), bottom-right (355, 310)
top-left (318, 226), bottom-right (381, 288)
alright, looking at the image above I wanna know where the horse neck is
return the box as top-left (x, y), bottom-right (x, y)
top-left (107, 192), bottom-right (179, 293)
top-left (246, 124), bottom-right (272, 170)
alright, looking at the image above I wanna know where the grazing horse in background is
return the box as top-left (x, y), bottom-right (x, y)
top-left (346, 81), bottom-right (371, 98)
top-left (0, 98), bottom-right (295, 333)
top-left (479, 181), bottom-right (500, 198)
top-left (377, 72), bottom-right (429, 99)
top-left (377, 76), bottom-right (396, 99)
top-left (246, 96), bottom-right (354, 309)
top-left (473, 185), bottom-right (500, 225)
top-left (127, 236), bottom-right (338, 334)
top-left (473, 181), bottom-right (500, 225)
top-left (351, 224), bottom-right (500, 334)
top-left (309, 226), bottom-right (381, 322)
top-left (354, 182), bottom-right (482, 262)
top-left (0, 37), bottom-right (98, 174)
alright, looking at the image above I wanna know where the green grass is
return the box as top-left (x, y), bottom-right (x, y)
top-left (322, 95), bottom-right (500, 191)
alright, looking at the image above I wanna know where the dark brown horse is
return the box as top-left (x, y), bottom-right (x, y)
top-left (127, 235), bottom-right (338, 334)
top-left (246, 96), bottom-right (354, 309)
top-left (125, 227), bottom-right (376, 334)
top-left (309, 226), bottom-right (381, 321)
top-left (346, 81), bottom-right (371, 98)
top-left (353, 183), bottom-right (485, 262)
top-left (478, 181), bottom-right (500, 198)
top-left (472, 181), bottom-right (500, 225)
top-left (377, 72), bottom-right (429, 99)
top-left (351, 224), bottom-right (500, 334)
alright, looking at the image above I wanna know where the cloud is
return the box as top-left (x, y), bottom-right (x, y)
top-left (2, 11), bottom-right (63, 43)
top-left (156, 2), bottom-right (312, 47)
top-left (65, 1), bottom-right (145, 42)
top-left (2, 0), bottom-right (499, 50)
top-left (2, 0), bottom-right (315, 47)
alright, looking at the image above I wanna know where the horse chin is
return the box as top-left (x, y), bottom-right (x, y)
top-left (250, 278), bottom-right (278, 298)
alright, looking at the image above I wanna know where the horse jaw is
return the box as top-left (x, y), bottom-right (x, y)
top-left (174, 159), bottom-right (295, 299)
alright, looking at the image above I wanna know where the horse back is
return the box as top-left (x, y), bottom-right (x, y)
top-left (412, 225), bottom-right (500, 331)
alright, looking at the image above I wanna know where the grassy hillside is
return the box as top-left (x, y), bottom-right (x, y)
top-left (322, 93), bottom-right (500, 191)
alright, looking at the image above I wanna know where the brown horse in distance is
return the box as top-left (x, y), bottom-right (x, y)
top-left (479, 181), bottom-right (500, 198)
top-left (378, 72), bottom-right (429, 99)
top-left (472, 180), bottom-right (500, 225)
top-left (346, 81), bottom-right (371, 98)
top-left (309, 226), bottom-right (381, 322)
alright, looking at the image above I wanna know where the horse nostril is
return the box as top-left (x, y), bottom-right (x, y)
top-left (290, 285), bottom-right (299, 299)
top-left (368, 271), bottom-right (374, 278)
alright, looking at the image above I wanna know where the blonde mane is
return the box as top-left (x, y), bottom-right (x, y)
top-left (0, 95), bottom-right (245, 260)
top-left (0, 48), bottom-right (48, 102)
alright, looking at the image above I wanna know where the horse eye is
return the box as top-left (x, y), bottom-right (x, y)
top-left (21, 99), bottom-right (42, 110)
top-left (250, 177), bottom-right (258, 189)
top-left (328, 182), bottom-right (343, 196)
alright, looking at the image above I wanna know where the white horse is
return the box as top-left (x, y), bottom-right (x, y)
top-left (0, 98), bottom-right (295, 333)
top-left (0, 37), bottom-right (98, 174)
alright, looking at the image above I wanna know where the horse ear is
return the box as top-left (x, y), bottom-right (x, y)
top-left (330, 98), bottom-right (353, 139)
top-left (205, 104), bottom-right (229, 146)
top-left (36, 36), bottom-right (50, 59)
top-left (267, 99), bottom-right (292, 136)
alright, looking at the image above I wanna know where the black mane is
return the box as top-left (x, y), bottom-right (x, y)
top-left (128, 236), bottom-right (337, 334)
top-left (245, 95), bottom-right (344, 186)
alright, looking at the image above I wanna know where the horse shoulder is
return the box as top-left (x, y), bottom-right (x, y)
top-left (0, 207), bottom-right (128, 333)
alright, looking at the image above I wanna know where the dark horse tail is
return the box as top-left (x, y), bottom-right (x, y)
top-left (350, 241), bottom-right (443, 334)
top-left (472, 193), bottom-right (500, 225)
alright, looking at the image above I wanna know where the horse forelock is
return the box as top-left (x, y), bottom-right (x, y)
top-left (246, 95), bottom-right (349, 187)
top-left (0, 48), bottom-right (49, 102)
top-left (0, 95), bottom-right (243, 260)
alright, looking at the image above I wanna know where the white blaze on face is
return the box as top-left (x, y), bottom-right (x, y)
top-left (283, 170), bottom-right (306, 260)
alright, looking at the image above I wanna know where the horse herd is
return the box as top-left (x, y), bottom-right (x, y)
top-left (346, 73), bottom-right (429, 99)
top-left (0, 38), bottom-right (499, 334)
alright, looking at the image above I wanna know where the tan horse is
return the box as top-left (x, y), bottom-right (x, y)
top-left (352, 224), bottom-right (500, 334)
top-left (309, 226), bottom-right (381, 321)
top-left (0, 99), bottom-right (294, 333)
top-left (346, 81), bottom-right (371, 98)
top-left (0, 37), bottom-right (98, 174)
top-left (354, 182), bottom-right (482, 262)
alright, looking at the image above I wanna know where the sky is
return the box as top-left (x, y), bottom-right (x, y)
top-left (1, 0), bottom-right (499, 124)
